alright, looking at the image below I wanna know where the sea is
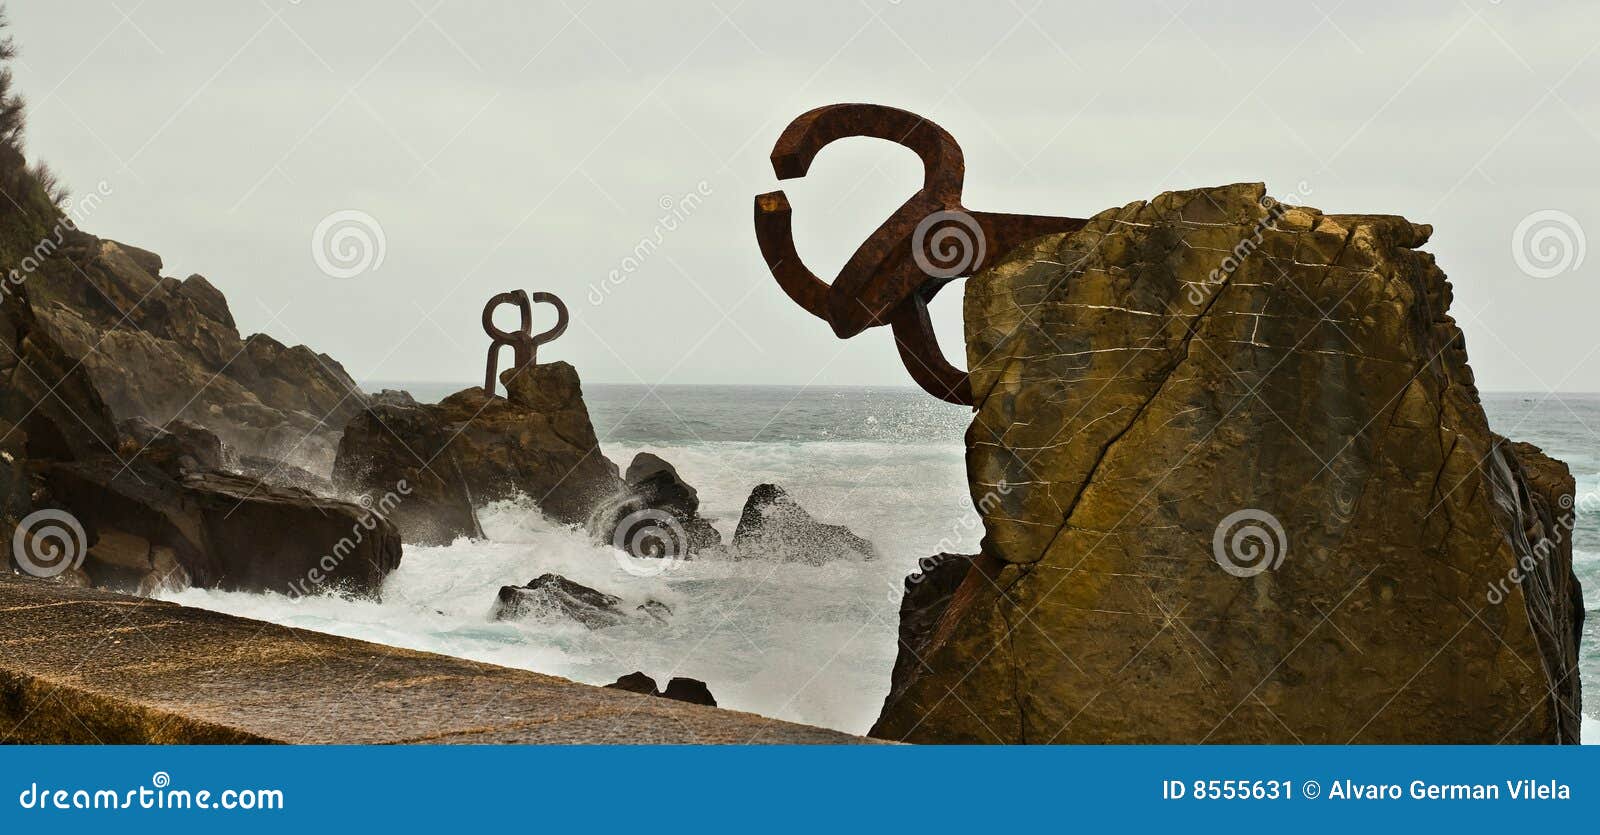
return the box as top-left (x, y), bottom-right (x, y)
top-left (162, 386), bottom-right (1600, 739)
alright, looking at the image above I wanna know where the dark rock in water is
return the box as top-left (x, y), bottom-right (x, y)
top-left (590, 452), bottom-right (721, 559)
top-left (334, 362), bottom-right (622, 546)
top-left (604, 671), bottom-right (718, 707)
top-left (731, 483), bottom-right (874, 564)
top-left (606, 671), bottom-right (661, 696)
top-left (492, 573), bottom-right (671, 630)
top-left (39, 460), bottom-right (401, 597)
top-left (872, 183), bottom-right (1583, 744)
top-left (117, 417), bottom-right (223, 476)
top-left (636, 599), bottom-right (673, 624)
top-left (661, 677), bottom-right (717, 707)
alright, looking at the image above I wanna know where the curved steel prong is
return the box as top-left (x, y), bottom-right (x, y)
top-left (753, 190), bottom-right (832, 323)
top-left (528, 291), bottom-right (570, 349)
top-left (482, 289), bottom-right (569, 397)
top-left (754, 102), bottom-right (1086, 409)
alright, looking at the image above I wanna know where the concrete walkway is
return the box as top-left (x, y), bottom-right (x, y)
top-left (0, 575), bottom-right (865, 744)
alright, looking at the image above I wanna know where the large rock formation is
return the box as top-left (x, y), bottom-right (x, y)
top-left (333, 363), bottom-right (622, 545)
top-left (0, 153), bottom-right (400, 599)
top-left (873, 183), bottom-right (1582, 744)
top-left (25, 233), bottom-right (365, 473)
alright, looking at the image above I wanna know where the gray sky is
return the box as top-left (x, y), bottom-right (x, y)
top-left (10, 0), bottom-right (1599, 390)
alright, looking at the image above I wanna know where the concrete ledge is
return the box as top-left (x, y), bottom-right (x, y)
top-left (0, 575), bottom-right (866, 744)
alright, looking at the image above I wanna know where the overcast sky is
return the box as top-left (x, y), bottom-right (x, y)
top-left (9, 0), bottom-right (1599, 391)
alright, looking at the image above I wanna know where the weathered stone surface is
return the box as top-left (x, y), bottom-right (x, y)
top-left (117, 416), bottom-right (223, 477)
top-left (40, 460), bottom-right (401, 596)
top-left (26, 234), bottom-right (364, 473)
top-left (730, 483), bottom-right (874, 564)
top-left (873, 183), bottom-right (1582, 744)
top-left (0, 575), bottom-right (865, 744)
top-left (333, 362), bottom-right (622, 545)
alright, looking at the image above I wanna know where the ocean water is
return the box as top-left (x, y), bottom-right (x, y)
top-left (163, 385), bottom-right (1600, 739)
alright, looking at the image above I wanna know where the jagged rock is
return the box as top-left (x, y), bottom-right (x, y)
top-left (117, 417), bottom-right (223, 477)
top-left (661, 677), bottom-right (717, 707)
top-left (38, 460), bottom-right (401, 596)
top-left (872, 183), bottom-right (1583, 744)
top-left (24, 234), bottom-right (364, 473)
top-left (881, 553), bottom-right (979, 709)
top-left (370, 389), bottom-right (418, 408)
top-left (590, 452), bottom-right (721, 558)
top-left (602, 671), bottom-right (717, 707)
top-left (491, 573), bottom-right (668, 630)
top-left (731, 483), bottom-right (874, 564)
top-left (231, 453), bottom-right (335, 496)
top-left (334, 362), bottom-right (622, 545)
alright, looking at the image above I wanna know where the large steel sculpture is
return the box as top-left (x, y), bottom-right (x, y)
top-left (753, 103), bottom-right (1086, 406)
top-left (482, 289), bottom-right (569, 397)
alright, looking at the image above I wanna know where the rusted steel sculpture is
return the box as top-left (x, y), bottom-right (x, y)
top-left (754, 103), bottom-right (1087, 406)
top-left (482, 289), bottom-right (569, 397)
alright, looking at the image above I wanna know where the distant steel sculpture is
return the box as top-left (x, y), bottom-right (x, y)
top-left (482, 290), bottom-right (569, 397)
top-left (754, 103), bottom-right (1087, 406)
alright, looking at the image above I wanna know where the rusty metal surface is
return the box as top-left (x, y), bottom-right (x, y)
top-left (482, 290), bottom-right (569, 397)
top-left (754, 103), bottom-right (1087, 406)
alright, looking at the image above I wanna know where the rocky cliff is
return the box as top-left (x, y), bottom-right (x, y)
top-left (0, 148), bottom-right (399, 597)
top-left (27, 233), bottom-right (364, 474)
top-left (872, 183), bottom-right (1583, 744)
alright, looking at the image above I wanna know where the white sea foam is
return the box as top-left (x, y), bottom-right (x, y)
top-left (163, 440), bottom-right (978, 735)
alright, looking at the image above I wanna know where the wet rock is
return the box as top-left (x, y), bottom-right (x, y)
top-left (492, 573), bottom-right (671, 631)
top-left (25, 236), bottom-right (364, 473)
top-left (661, 677), bottom-right (717, 707)
top-left (872, 183), bottom-right (1583, 744)
top-left (334, 363), bottom-right (622, 546)
top-left (606, 671), bottom-right (661, 696)
top-left (590, 452), bottom-right (721, 559)
top-left (603, 671), bottom-right (717, 707)
top-left (880, 553), bottom-right (980, 708)
top-left (493, 573), bottom-right (628, 628)
top-left (231, 454), bottom-right (335, 495)
top-left (39, 459), bottom-right (401, 597)
top-left (731, 483), bottom-right (874, 564)
top-left (117, 417), bottom-right (223, 476)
